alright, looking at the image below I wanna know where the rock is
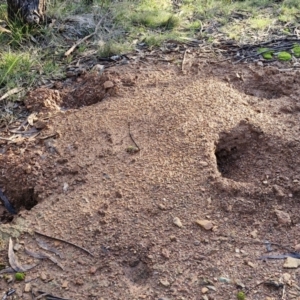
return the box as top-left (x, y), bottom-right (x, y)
top-left (235, 280), bottom-right (245, 289)
top-left (199, 161), bottom-right (208, 167)
top-left (160, 279), bottom-right (170, 287)
top-left (24, 283), bottom-right (31, 292)
top-left (250, 229), bottom-right (258, 239)
top-left (282, 273), bottom-right (291, 284)
top-left (275, 209), bottom-right (291, 225)
top-left (201, 287), bottom-right (208, 294)
top-left (161, 248), bottom-right (170, 259)
top-left (194, 240), bottom-right (201, 246)
top-left (247, 261), bottom-right (256, 268)
top-left (62, 281), bottom-right (68, 288)
top-left (90, 266), bottom-right (97, 274)
top-left (92, 64), bottom-right (105, 75)
top-left (219, 277), bottom-right (231, 283)
top-left (173, 217), bottom-right (183, 228)
top-left (207, 285), bottom-right (216, 291)
top-left (115, 191), bottom-right (122, 198)
top-left (170, 235), bottom-right (177, 242)
top-left (40, 272), bottom-right (47, 281)
top-left (295, 244), bottom-right (300, 252)
top-left (273, 185), bottom-right (284, 198)
top-left (202, 296), bottom-right (209, 300)
top-left (13, 243), bottom-right (22, 251)
top-left (283, 257), bottom-right (300, 268)
top-left (103, 81), bottom-right (114, 89)
top-left (158, 203), bottom-right (167, 210)
top-left (63, 182), bottom-right (69, 193)
top-left (195, 220), bottom-right (213, 230)
top-left (5, 275), bottom-right (13, 283)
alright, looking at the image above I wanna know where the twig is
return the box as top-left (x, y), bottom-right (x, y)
top-left (36, 291), bottom-right (71, 300)
top-left (34, 293), bottom-right (48, 300)
top-left (128, 122), bottom-right (140, 151)
top-left (34, 231), bottom-right (94, 257)
top-left (181, 49), bottom-right (187, 72)
top-left (0, 87), bottom-right (24, 101)
top-left (245, 280), bottom-right (284, 295)
top-left (64, 14), bottom-right (106, 56)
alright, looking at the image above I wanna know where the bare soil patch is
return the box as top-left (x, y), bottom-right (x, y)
top-left (1, 58), bottom-right (300, 299)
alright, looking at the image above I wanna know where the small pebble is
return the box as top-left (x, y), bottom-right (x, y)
top-left (247, 261), bottom-right (256, 268)
top-left (40, 272), bottom-right (47, 281)
top-left (250, 229), bottom-right (258, 239)
top-left (160, 279), bottom-right (170, 287)
top-left (24, 283), bottom-right (31, 293)
top-left (195, 219), bottom-right (213, 230)
top-left (173, 217), bottom-right (183, 228)
top-left (219, 277), bottom-right (231, 283)
top-left (207, 285), bottom-right (216, 291)
top-left (199, 161), bottom-right (208, 167)
top-left (5, 275), bottom-right (13, 283)
top-left (170, 235), bottom-right (177, 242)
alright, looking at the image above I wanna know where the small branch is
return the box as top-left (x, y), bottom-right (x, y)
top-left (128, 122), bottom-right (140, 151)
top-left (0, 87), bottom-right (24, 101)
top-left (181, 49), bottom-right (187, 72)
top-left (64, 14), bottom-right (106, 56)
top-left (34, 231), bottom-right (94, 257)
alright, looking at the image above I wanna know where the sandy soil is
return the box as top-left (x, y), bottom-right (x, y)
top-left (1, 57), bottom-right (300, 300)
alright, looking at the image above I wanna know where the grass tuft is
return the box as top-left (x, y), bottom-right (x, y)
top-left (0, 51), bottom-right (36, 89)
top-left (1, 0), bottom-right (300, 103)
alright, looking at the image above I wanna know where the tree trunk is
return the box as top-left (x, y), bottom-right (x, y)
top-left (7, 0), bottom-right (46, 25)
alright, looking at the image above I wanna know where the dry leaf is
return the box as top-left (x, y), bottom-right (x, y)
top-left (9, 238), bottom-right (38, 272)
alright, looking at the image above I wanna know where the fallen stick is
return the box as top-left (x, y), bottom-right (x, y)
top-left (34, 231), bottom-right (94, 257)
top-left (64, 14), bottom-right (106, 56)
top-left (0, 87), bottom-right (24, 101)
top-left (128, 122), bottom-right (140, 151)
top-left (181, 49), bottom-right (187, 72)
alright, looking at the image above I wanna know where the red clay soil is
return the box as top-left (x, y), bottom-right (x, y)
top-left (1, 59), bottom-right (300, 300)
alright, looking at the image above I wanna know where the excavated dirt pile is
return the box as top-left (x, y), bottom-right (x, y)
top-left (1, 60), bottom-right (300, 299)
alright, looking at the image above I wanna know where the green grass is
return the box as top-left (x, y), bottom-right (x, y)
top-left (1, 0), bottom-right (300, 102)
top-left (0, 51), bottom-right (37, 89)
top-left (131, 11), bottom-right (180, 29)
top-left (293, 44), bottom-right (300, 57)
top-left (98, 40), bottom-right (132, 57)
top-left (248, 17), bottom-right (273, 30)
top-left (277, 51), bottom-right (292, 61)
top-left (257, 47), bottom-right (274, 59)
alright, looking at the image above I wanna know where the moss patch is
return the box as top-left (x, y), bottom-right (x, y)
top-left (277, 51), bottom-right (292, 61)
top-left (257, 47), bottom-right (274, 59)
top-left (15, 272), bottom-right (26, 281)
top-left (293, 44), bottom-right (300, 57)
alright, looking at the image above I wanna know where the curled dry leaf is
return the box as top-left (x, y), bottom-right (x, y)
top-left (9, 238), bottom-right (38, 272)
